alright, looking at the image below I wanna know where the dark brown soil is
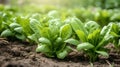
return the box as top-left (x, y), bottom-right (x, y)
top-left (0, 38), bottom-right (120, 67)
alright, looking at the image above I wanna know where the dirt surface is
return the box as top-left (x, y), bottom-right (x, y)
top-left (0, 38), bottom-right (120, 67)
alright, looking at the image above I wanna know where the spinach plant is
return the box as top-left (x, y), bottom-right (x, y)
top-left (65, 17), bottom-right (113, 62)
top-left (15, 16), bottom-right (33, 39)
top-left (1, 22), bottom-right (26, 41)
top-left (0, 16), bottom-right (33, 41)
top-left (30, 18), bottom-right (73, 59)
top-left (0, 11), bottom-right (14, 33)
top-left (110, 22), bottom-right (120, 52)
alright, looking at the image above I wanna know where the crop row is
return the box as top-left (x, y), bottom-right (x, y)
top-left (0, 5), bottom-right (120, 62)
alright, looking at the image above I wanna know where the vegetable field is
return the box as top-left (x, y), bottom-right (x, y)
top-left (0, 0), bottom-right (120, 67)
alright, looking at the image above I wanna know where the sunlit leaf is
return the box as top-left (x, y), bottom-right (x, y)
top-left (65, 38), bottom-right (79, 45)
top-left (60, 24), bottom-right (72, 40)
top-left (39, 37), bottom-right (51, 45)
top-left (96, 51), bottom-right (109, 57)
top-left (14, 27), bottom-right (23, 33)
top-left (36, 44), bottom-right (50, 53)
top-left (77, 42), bottom-right (94, 51)
top-left (76, 30), bottom-right (87, 42)
top-left (57, 50), bottom-right (68, 59)
top-left (1, 29), bottom-right (13, 37)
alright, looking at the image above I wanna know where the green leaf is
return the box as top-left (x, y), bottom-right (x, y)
top-left (64, 38), bottom-right (80, 45)
top-left (84, 21), bottom-right (100, 33)
top-left (57, 50), bottom-right (68, 59)
top-left (14, 27), bottom-right (23, 33)
top-left (28, 34), bottom-right (38, 43)
top-left (96, 51), bottom-right (109, 57)
top-left (65, 46), bottom-right (72, 52)
top-left (111, 23), bottom-right (119, 34)
top-left (76, 30), bottom-right (87, 42)
top-left (118, 39), bottom-right (120, 46)
top-left (110, 32), bottom-right (119, 37)
top-left (30, 19), bottom-right (41, 38)
top-left (9, 23), bottom-right (21, 29)
top-left (16, 17), bottom-right (32, 36)
top-left (77, 42), bottom-right (94, 51)
top-left (98, 23), bottom-right (113, 47)
top-left (47, 10), bottom-right (60, 18)
top-left (54, 37), bottom-right (63, 47)
top-left (1, 29), bottom-right (13, 37)
top-left (100, 23), bottom-right (112, 36)
top-left (87, 29), bottom-right (100, 45)
top-left (49, 19), bottom-right (60, 37)
top-left (70, 17), bottom-right (87, 34)
top-left (36, 44), bottom-right (50, 53)
top-left (88, 29), bottom-right (100, 39)
top-left (39, 37), bottom-right (51, 45)
top-left (15, 34), bottom-right (26, 40)
top-left (60, 24), bottom-right (72, 40)
top-left (40, 27), bottom-right (50, 39)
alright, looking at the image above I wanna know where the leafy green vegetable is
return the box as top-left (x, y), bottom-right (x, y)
top-left (1, 5), bottom-right (120, 61)
top-left (66, 20), bottom-right (112, 62)
top-left (15, 16), bottom-right (33, 38)
top-left (30, 18), bottom-right (72, 59)
top-left (76, 30), bottom-right (87, 42)
top-left (109, 23), bottom-right (120, 52)
top-left (57, 50), bottom-right (68, 59)
top-left (70, 17), bottom-right (87, 35)
top-left (64, 38), bottom-right (80, 46)
top-left (1, 22), bottom-right (26, 41)
top-left (77, 42), bottom-right (94, 51)
top-left (95, 51), bottom-right (109, 57)
top-left (39, 37), bottom-right (52, 46)
top-left (1, 29), bottom-right (13, 37)
top-left (36, 44), bottom-right (51, 53)
top-left (60, 24), bottom-right (72, 40)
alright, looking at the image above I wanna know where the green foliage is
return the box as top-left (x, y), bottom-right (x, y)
top-left (28, 19), bottom-right (42, 43)
top-left (60, 24), bottom-right (72, 40)
top-left (109, 23), bottom-right (120, 51)
top-left (66, 19), bottom-right (113, 62)
top-left (29, 18), bottom-right (73, 59)
top-left (1, 4), bottom-right (120, 62)
top-left (15, 16), bottom-right (33, 37)
top-left (1, 22), bottom-right (26, 41)
top-left (0, 8), bottom-right (16, 33)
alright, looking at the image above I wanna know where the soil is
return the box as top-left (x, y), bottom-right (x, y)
top-left (0, 38), bottom-right (120, 67)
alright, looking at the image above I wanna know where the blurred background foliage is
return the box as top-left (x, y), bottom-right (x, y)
top-left (0, 0), bottom-right (120, 9)
top-left (0, 0), bottom-right (120, 27)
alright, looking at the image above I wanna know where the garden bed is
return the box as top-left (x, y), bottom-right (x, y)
top-left (0, 38), bottom-right (120, 67)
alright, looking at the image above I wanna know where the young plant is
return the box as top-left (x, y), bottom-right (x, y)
top-left (1, 22), bottom-right (26, 41)
top-left (65, 17), bottom-right (113, 62)
top-left (28, 19), bottom-right (42, 43)
top-left (110, 22), bottom-right (120, 52)
top-left (15, 16), bottom-right (33, 38)
top-left (30, 18), bottom-right (73, 59)
top-left (0, 11), bottom-right (15, 33)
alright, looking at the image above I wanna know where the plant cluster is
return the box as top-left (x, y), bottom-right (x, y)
top-left (0, 5), bottom-right (120, 62)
